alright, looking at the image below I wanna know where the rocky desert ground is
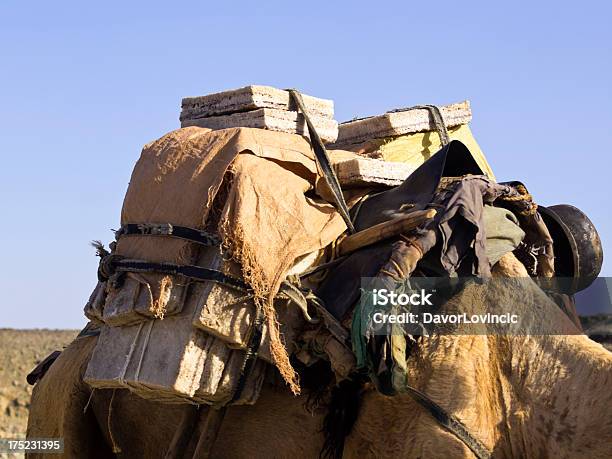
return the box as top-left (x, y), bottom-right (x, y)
top-left (0, 317), bottom-right (609, 456)
top-left (0, 329), bottom-right (78, 445)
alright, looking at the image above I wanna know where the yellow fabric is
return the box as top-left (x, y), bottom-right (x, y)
top-left (372, 124), bottom-right (496, 181)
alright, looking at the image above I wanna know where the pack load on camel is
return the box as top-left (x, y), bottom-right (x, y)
top-left (80, 85), bottom-right (601, 406)
top-left (27, 85), bottom-right (607, 459)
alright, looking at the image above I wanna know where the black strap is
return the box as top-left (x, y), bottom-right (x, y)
top-left (404, 384), bottom-right (491, 459)
top-left (288, 89), bottom-right (356, 234)
top-left (26, 350), bottom-right (62, 385)
top-left (299, 255), bottom-right (347, 280)
top-left (228, 304), bottom-right (265, 404)
top-left (77, 322), bottom-right (102, 338)
top-left (116, 223), bottom-right (220, 247)
top-left (108, 259), bottom-right (248, 291)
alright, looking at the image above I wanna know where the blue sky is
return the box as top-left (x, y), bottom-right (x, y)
top-left (0, 1), bottom-right (610, 328)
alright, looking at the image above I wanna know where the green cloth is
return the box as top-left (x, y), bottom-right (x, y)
top-left (482, 205), bottom-right (525, 265)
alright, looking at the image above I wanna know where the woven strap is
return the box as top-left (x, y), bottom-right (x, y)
top-left (99, 258), bottom-right (247, 291)
top-left (228, 304), bottom-right (265, 404)
top-left (389, 104), bottom-right (450, 146)
top-left (288, 89), bottom-right (355, 234)
top-left (116, 223), bottom-right (220, 247)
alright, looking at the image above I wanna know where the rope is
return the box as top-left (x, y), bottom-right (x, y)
top-left (404, 384), bottom-right (491, 459)
top-left (82, 388), bottom-right (95, 414)
top-left (107, 389), bottom-right (122, 454)
top-left (299, 255), bottom-right (347, 280)
top-left (134, 320), bottom-right (155, 383)
top-left (349, 193), bottom-right (371, 225)
top-left (498, 184), bottom-right (539, 216)
top-left (118, 322), bottom-right (144, 385)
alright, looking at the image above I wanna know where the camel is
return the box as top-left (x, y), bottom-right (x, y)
top-left (26, 253), bottom-right (612, 458)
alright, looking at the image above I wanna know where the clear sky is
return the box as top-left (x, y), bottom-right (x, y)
top-left (0, 1), bottom-right (610, 328)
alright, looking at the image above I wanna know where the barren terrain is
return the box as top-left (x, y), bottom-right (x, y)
top-left (0, 317), bottom-right (609, 454)
top-left (0, 329), bottom-right (78, 442)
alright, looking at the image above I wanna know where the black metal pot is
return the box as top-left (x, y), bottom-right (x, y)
top-left (538, 204), bottom-right (603, 293)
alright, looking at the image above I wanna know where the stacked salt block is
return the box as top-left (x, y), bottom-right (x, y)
top-left (333, 156), bottom-right (416, 187)
top-left (84, 302), bottom-right (207, 401)
top-left (84, 247), bottom-right (267, 406)
top-left (331, 100), bottom-right (472, 148)
top-left (192, 255), bottom-right (306, 363)
top-left (180, 85), bottom-right (339, 143)
top-left (84, 295), bottom-right (266, 405)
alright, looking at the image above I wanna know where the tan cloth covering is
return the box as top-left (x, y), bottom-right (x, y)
top-left (115, 126), bottom-right (348, 392)
top-left (116, 126), bottom-right (345, 302)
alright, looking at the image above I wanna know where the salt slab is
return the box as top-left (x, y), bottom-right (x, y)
top-left (181, 107), bottom-right (339, 144)
top-left (332, 100), bottom-right (472, 148)
top-left (181, 85), bottom-right (334, 120)
top-left (333, 157), bottom-right (416, 187)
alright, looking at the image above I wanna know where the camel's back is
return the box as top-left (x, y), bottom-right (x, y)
top-left (27, 333), bottom-right (327, 458)
top-left (27, 334), bottom-right (111, 458)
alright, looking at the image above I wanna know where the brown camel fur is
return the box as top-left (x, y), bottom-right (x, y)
top-left (27, 254), bottom-right (612, 458)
